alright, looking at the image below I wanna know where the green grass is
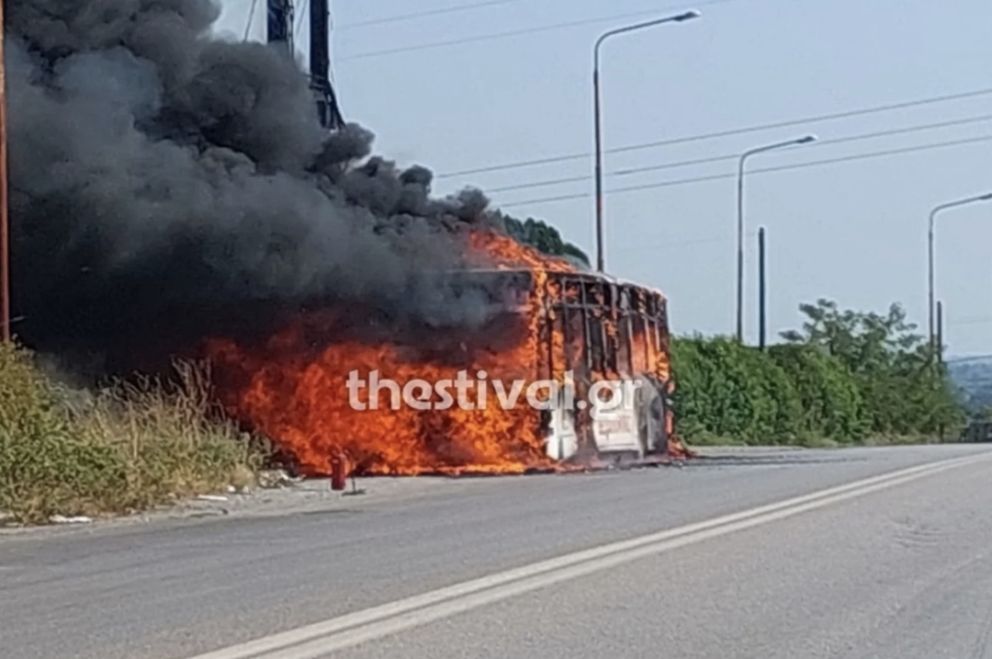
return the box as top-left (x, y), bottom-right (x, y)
top-left (0, 343), bottom-right (264, 524)
top-left (680, 430), bottom-right (949, 450)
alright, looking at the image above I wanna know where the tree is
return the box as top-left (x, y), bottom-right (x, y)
top-left (780, 299), bottom-right (963, 435)
top-left (671, 300), bottom-right (967, 447)
top-left (672, 336), bottom-right (802, 444)
top-left (769, 344), bottom-right (868, 441)
top-left (500, 215), bottom-right (590, 266)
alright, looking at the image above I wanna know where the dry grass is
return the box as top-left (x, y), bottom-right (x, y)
top-left (0, 343), bottom-right (264, 524)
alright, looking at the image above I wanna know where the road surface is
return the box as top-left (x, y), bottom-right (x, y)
top-left (2, 444), bottom-right (992, 658)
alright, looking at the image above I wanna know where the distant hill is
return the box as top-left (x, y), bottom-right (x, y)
top-left (948, 356), bottom-right (992, 414)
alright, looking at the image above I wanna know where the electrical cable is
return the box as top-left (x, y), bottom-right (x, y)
top-left (341, 0), bottom-right (733, 60)
top-left (339, 1), bottom-right (519, 30)
top-left (486, 113), bottom-right (992, 194)
top-left (439, 87), bottom-right (992, 179)
top-left (497, 133), bottom-right (992, 208)
top-left (244, 0), bottom-right (260, 41)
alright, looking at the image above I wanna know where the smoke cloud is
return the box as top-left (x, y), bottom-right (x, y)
top-left (6, 0), bottom-right (506, 368)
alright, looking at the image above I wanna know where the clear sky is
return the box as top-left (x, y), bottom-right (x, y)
top-left (214, 0), bottom-right (992, 357)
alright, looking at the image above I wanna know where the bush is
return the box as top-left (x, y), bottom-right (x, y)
top-left (0, 343), bottom-right (128, 521)
top-left (671, 300), bottom-right (967, 448)
top-left (857, 365), bottom-right (963, 436)
top-left (0, 344), bottom-right (263, 524)
top-left (69, 361), bottom-right (263, 510)
top-left (782, 299), bottom-right (964, 437)
top-left (769, 344), bottom-right (869, 442)
top-left (672, 337), bottom-right (801, 445)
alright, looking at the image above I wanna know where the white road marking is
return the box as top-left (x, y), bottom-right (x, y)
top-left (190, 452), bottom-right (992, 659)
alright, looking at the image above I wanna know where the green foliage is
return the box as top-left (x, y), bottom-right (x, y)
top-left (781, 299), bottom-right (964, 435)
top-left (0, 343), bottom-right (128, 521)
top-left (0, 344), bottom-right (263, 524)
top-left (672, 299), bottom-right (966, 447)
top-left (672, 337), bottom-right (801, 445)
top-left (501, 215), bottom-right (590, 266)
top-left (768, 344), bottom-right (868, 442)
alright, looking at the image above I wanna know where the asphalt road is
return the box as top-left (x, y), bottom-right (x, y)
top-left (3, 444), bottom-right (992, 658)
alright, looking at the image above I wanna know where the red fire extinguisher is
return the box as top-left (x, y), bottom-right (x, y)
top-left (330, 451), bottom-right (348, 491)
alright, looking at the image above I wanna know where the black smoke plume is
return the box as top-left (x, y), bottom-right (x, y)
top-left (6, 0), bottom-right (516, 371)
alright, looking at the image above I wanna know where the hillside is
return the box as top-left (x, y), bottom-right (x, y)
top-left (948, 357), bottom-right (992, 414)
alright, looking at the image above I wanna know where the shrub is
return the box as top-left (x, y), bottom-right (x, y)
top-left (0, 342), bottom-right (128, 521)
top-left (0, 344), bottom-right (263, 524)
top-left (672, 300), bottom-right (967, 448)
top-left (672, 337), bottom-right (801, 445)
top-left (769, 344), bottom-right (869, 442)
top-left (69, 361), bottom-right (264, 510)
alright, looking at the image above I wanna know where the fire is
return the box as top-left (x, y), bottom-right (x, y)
top-left (466, 231), bottom-right (575, 274)
top-left (207, 230), bottom-right (578, 476)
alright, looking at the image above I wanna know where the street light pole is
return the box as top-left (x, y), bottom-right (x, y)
top-left (0, 0), bottom-right (10, 344)
top-left (928, 193), bottom-right (992, 358)
top-left (936, 300), bottom-right (944, 367)
top-left (735, 135), bottom-right (817, 343)
top-left (593, 9), bottom-right (700, 273)
top-left (758, 226), bottom-right (767, 351)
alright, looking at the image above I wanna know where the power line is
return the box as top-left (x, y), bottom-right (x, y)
top-left (439, 86), bottom-right (992, 179)
top-left (339, 0), bottom-right (731, 61)
top-left (611, 232), bottom-right (757, 253)
top-left (497, 133), bottom-right (992, 208)
top-left (338, 0), bottom-right (518, 30)
top-left (486, 113), bottom-right (992, 194)
top-left (296, 0), bottom-right (311, 38)
top-left (244, 0), bottom-right (260, 41)
top-left (950, 317), bottom-right (992, 327)
top-left (947, 354), bottom-right (992, 363)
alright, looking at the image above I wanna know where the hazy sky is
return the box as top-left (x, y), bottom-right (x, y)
top-left (214, 0), bottom-right (992, 357)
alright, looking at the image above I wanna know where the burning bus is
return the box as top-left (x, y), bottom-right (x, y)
top-left (5, 0), bottom-right (688, 478)
top-left (207, 230), bottom-right (686, 477)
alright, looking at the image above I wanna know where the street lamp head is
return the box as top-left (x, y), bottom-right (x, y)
top-left (980, 193), bottom-right (992, 201)
top-left (797, 135), bottom-right (818, 144)
top-left (674, 10), bottom-right (702, 21)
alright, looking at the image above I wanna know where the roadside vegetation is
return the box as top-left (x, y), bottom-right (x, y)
top-left (500, 213), bottom-right (591, 265)
top-left (0, 298), bottom-right (965, 521)
top-left (0, 343), bottom-right (264, 524)
top-left (672, 299), bottom-right (965, 447)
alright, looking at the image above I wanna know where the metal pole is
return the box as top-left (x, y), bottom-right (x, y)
top-left (927, 193), bottom-right (992, 361)
top-left (936, 299), bottom-right (945, 443)
top-left (310, 0), bottom-right (344, 128)
top-left (758, 227), bottom-right (767, 351)
top-left (592, 11), bottom-right (700, 274)
top-left (0, 0), bottom-right (10, 344)
top-left (928, 209), bottom-right (936, 358)
top-left (267, 0), bottom-right (294, 52)
top-left (736, 156), bottom-right (745, 343)
top-left (936, 300), bottom-right (944, 367)
top-left (593, 60), bottom-right (604, 273)
top-left (735, 135), bottom-right (816, 343)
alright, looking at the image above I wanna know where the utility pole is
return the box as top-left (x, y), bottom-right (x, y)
top-left (936, 300), bottom-right (944, 368)
top-left (0, 0), bottom-right (10, 343)
top-left (267, 0), bottom-right (343, 129)
top-left (758, 227), bottom-right (767, 351)
top-left (936, 299), bottom-right (945, 442)
top-left (310, 0), bottom-right (344, 128)
top-left (267, 0), bottom-right (294, 52)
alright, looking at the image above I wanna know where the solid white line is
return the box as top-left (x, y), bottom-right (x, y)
top-left (190, 452), bottom-right (992, 659)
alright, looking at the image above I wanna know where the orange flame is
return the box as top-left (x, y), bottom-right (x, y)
top-left (207, 230), bottom-right (578, 476)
